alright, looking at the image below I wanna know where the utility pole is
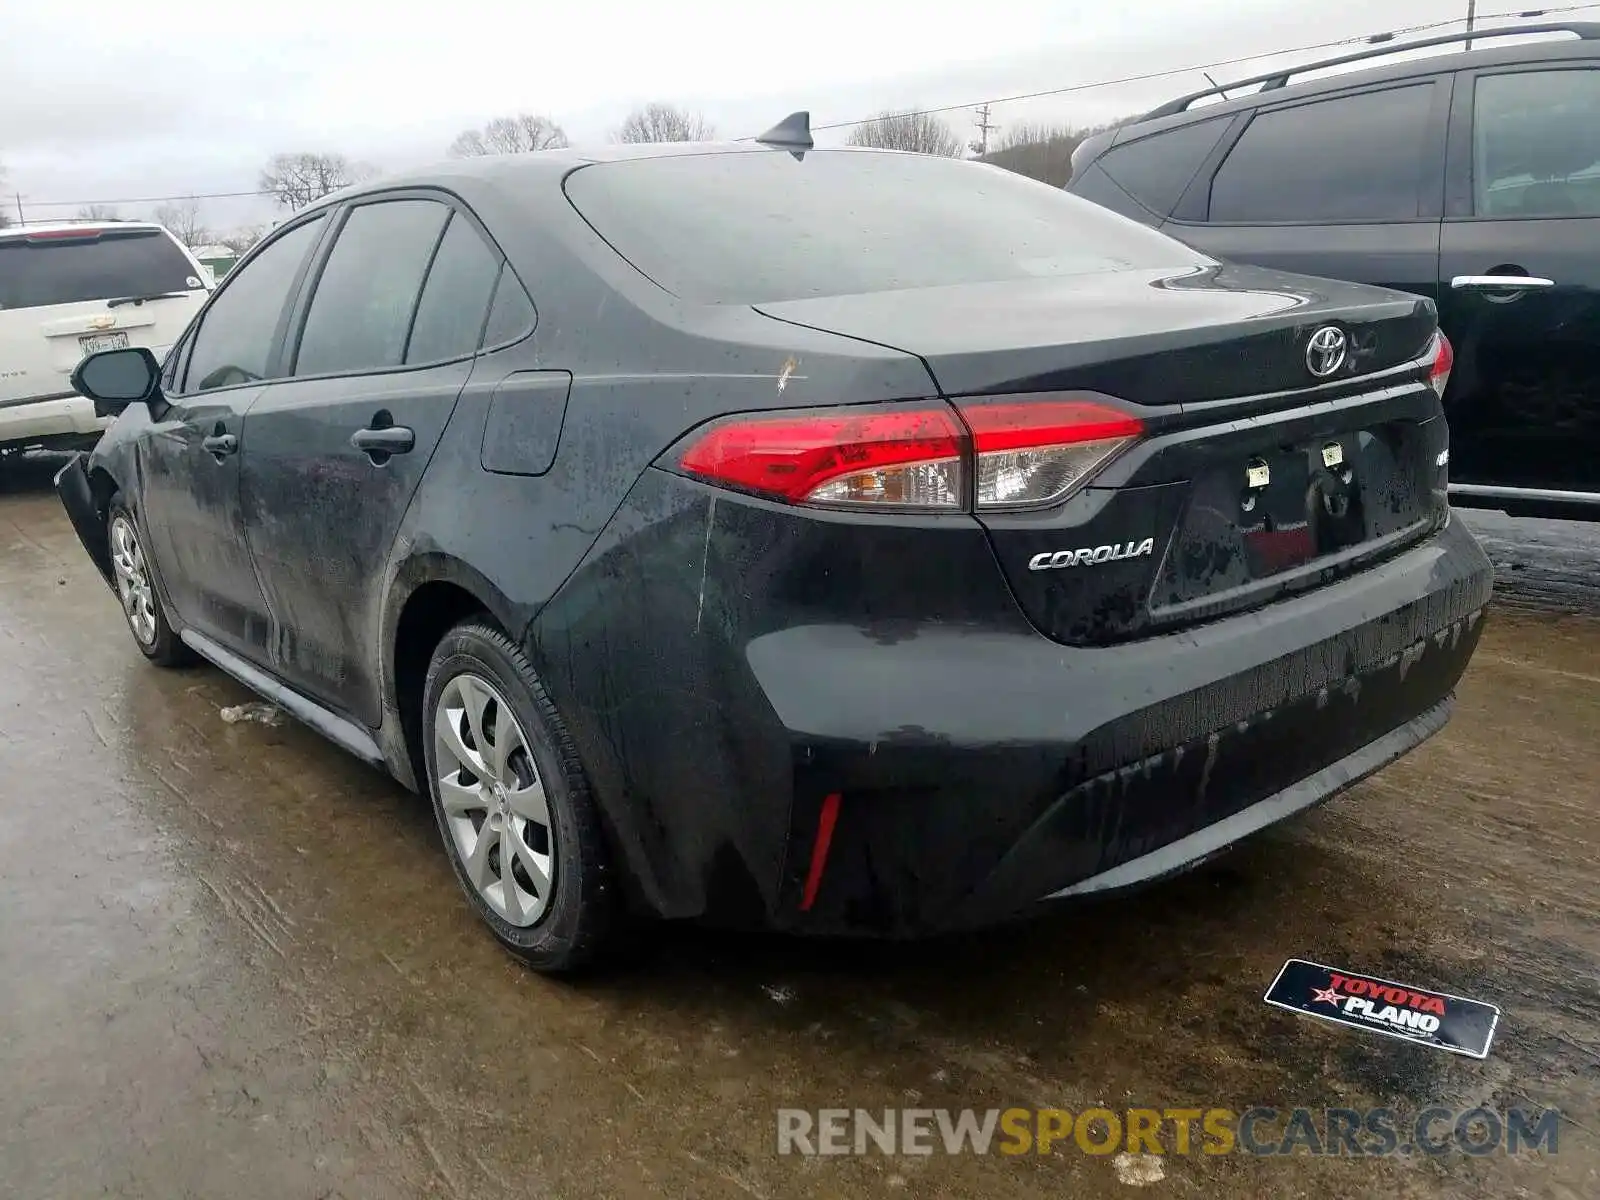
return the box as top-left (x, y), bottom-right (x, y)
top-left (13, 193), bottom-right (22, 225)
top-left (1465, 0), bottom-right (1476, 50)
top-left (971, 104), bottom-right (998, 158)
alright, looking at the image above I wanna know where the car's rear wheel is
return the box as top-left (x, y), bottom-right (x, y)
top-left (107, 496), bottom-right (191, 667)
top-left (422, 620), bottom-right (616, 973)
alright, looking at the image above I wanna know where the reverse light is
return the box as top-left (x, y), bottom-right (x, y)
top-left (955, 398), bottom-right (1144, 510)
top-left (677, 403), bottom-right (965, 508)
top-left (1428, 331), bottom-right (1454, 399)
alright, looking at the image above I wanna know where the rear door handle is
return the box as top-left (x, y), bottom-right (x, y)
top-left (1450, 275), bottom-right (1555, 290)
top-left (350, 426), bottom-right (416, 456)
top-left (201, 432), bottom-right (238, 457)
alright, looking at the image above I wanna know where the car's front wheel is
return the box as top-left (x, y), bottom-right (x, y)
top-left (107, 497), bottom-right (192, 667)
top-left (421, 620), bottom-right (617, 973)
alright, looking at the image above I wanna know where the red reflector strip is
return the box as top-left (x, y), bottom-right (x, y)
top-left (678, 405), bottom-right (963, 503)
top-left (798, 792), bottom-right (842, 912)
top-left (22, 228), bottom-right (109, 241)
top-left (957, 399), bottom-right (1144, 452)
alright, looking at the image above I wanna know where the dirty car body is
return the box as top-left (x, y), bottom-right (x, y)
top-left (56, 142), bottom-right (1493, 951)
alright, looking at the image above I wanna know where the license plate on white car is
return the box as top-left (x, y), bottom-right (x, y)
top-left (79, 331), bottom-right (129, 355)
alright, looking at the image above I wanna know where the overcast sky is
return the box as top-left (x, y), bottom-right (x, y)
top-left (0, 0), bottom-right (1577, 234)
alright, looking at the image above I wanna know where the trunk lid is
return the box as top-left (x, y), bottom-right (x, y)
top-left (758, 264), bottom-right (1448, 644)
top-left (755, 263), bottom-right (1436, 403)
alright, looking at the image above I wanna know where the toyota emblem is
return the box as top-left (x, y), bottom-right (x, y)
top-left (1305, 326), bottom-right (1348, 378)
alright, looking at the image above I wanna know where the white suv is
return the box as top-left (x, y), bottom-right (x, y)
top-left (0, 221), bottom-right (211, 456)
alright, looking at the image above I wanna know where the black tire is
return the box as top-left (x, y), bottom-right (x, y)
top-left (107, 494), bottom-right (194, 667)
top-left (421, 620), bottom-right (617, 973)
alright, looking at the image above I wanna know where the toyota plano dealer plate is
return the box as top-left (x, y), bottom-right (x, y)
top-left (1265, 959), bottom-right (1501, 1059)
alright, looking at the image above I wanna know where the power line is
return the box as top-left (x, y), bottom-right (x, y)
top-left (23, 188), bottom-right (269, 211)
top-left (21, 2), bottom-right (1599, 210)
top-left (806, 2), bottom-right (1599, 133)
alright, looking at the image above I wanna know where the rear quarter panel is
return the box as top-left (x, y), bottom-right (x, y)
top-left (378, 172), bottom-right (936, 799)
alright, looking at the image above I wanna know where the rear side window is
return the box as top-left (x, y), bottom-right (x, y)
top-left (1209, 85), bottom-right (1435, 223)
top-left (0, 228), bottom-right (203, 311)
top-left (1473, 68), bottom-right (1600, 218)
top-left (295, 199), bottom-right (450, 377)
top-left (184, 216), bottom-right (326, 393)
top-left (481, 267), bottom-right (536, 347)
top-left (1096, 117), bottom-right (1229, 218)
top-left (404, 214), bottom-right (502, 364)
top-left (564, 150), bottom-right (1209, 305)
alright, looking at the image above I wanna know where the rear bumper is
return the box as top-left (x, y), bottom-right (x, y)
top-left (753, 525), bottom-right (1488, 936)
top-left (535, 478), bottom-right (1493, 937)
top-left (0, 392), bottom-right (108, 450)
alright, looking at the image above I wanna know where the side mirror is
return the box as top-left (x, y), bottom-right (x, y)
top-left (70, 346), bottom-right (162, 418)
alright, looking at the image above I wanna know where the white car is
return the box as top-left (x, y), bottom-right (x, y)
top-left (0, 221), bottom-right (211, 457)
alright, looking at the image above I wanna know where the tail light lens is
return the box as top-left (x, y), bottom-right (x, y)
top-left (674, 396), bottom-right (1144, 511)
top-left (676, 403), bottom-right (965, 508)
top-left (22, 227), bottom-right (108, 242)
top-left (955, 398), bottom-right (1144, 510)
top-left (1428, 331), bottom-right (1454, 398)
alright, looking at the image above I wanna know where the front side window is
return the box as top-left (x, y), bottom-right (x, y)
top-left (1209, 85), bottom-right (1436, 223)
top-left (1473, 68), bottom-right (1600, 218)
top-left (294, 199), bottom-right (450, 377)
top-left (183, 216), bottom-right (325, 393)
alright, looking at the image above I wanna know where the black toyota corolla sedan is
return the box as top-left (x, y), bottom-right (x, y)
top-left (57, 118), bottom-right (1493, 971)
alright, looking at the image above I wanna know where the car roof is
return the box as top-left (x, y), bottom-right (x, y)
top-left (1076, 23), bottom-right (1600, 167)
top-left (299, 141), bottom-right (905, 215)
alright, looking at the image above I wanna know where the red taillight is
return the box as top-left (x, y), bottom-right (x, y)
top-left (677, 402), bottom-right (965, 508)
top-left (1428, 331), bottom-right (1454, 398)
top-left (955, 397), bottom-right (1144, 510)
top-left (675, 395), bottom-right (1144, 511)
top-left (23, 227), bottom-right (108, 242)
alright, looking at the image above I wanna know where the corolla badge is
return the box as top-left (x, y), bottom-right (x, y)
top-left (1028, 539), bottom-right (1155, 571)
top-left (1305, 325), bottom-right (1348, 378)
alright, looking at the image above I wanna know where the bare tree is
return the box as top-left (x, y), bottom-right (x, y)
top-left (216, 226), bottom-right (266, 256)
top-left (77, 203), bottom-right (121, 221)
top-left (983, 118), bottom-right (1126, 187)
top-left (846, 110), bottom-right (961, 157)
top-left (152, 197), bottom-right (209, 247)
top-left (613, 103), bottom-right (715, 144)
top-left (258, 152), bottom-right (365, 211)
top-left (450, 114), bottom-right (568, 157)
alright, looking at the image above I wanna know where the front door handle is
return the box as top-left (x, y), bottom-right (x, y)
top-left (350, 425), bottom-right (415, 457)
top-left (1450, 274), bottom-right (1556, 291)
top-left (202, 431), bottom-right (238, 457)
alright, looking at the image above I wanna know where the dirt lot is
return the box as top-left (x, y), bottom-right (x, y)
top-left (1, 456), bottom-right (1595, 1200)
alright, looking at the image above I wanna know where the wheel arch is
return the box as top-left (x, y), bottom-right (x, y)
top-left (380, 553), bottom-right (526, 793)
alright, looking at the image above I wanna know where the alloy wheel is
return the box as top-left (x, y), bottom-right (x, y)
top-left (433, 672), bottom-right (555, 927)
top-left (109, 514), bottom-right (158, 648)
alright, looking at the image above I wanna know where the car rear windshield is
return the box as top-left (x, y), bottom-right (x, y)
top-left (0, 228), bottom-right (201, 311)
top-left (563, 150), bottom-right (1208, 304)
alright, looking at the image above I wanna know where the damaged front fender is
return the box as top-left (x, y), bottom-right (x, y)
top-left (54, 452), bottom-right (115, 593)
